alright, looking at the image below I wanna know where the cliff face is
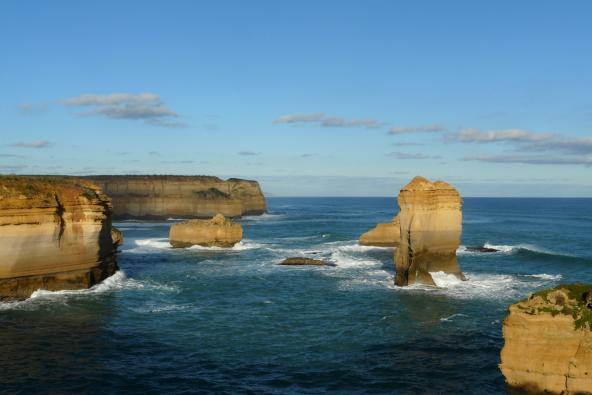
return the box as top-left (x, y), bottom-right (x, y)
top-left (169, 214), bottom-right (243, 248)
top-left (500, 285), bottom-right (592, 394)
top-left (0, 176), bottom-right (118, 300)
top-left (394, 176), bottom-right (464, 286)
top-left (359, 215), bottom-right (401, 247)
top-left (87, 175), bottom-right (266, 219)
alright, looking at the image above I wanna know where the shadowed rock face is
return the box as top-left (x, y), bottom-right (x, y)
top-left (169, 214), bottom-right (243, 248)
top-left (394, 176), bottom-right (464, 286)
top-left (359, 215), bottom-right (400, 247)
top-left (500, 284), bottom-right (592, 394)
top-left (0, 176), bottom-right (118, 300)
top-left (87, 175), bottom-right (267, 219)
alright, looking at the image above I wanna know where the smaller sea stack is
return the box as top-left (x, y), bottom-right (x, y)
top-left (169, 214), bottom-right (243, 248)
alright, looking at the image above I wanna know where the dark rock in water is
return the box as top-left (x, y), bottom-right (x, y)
top-left (466, 246), bottom-right (499, 253)
top-left (280, 257), bottom-right (327, 266)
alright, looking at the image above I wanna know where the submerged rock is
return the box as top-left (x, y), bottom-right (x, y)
top-left (394, 176), bottom-right (464, 286)
top-left (0, 176), bottom-right (119, 300)
top-left (465, 246), bottom-right (499, 253)
top-left (169, 214), bottom-right (243, 248)
top-left (280, 257), bottom-right (328, 266)
top-left (359, 215), bottom-right (400, 247)
top-left (500, 284), bottom-right (592, 394)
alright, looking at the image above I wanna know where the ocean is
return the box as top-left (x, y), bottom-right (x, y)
top-left (1, 197), bottom-right (591, 394)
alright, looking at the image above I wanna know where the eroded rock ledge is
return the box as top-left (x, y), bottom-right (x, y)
top-left (500, 284), bottom-right (592, 394)
top-left (0, 176), bottom-right (119, 300)
top-left (87, 175), bottom-right (267, 219)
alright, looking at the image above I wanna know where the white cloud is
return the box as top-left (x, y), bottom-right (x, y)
top-left (388, 124), bottom-right (446, 134)
top-left (448, 128), bottom-right (555, 143)
top-left (63, 92), bottom-right (185, 127)
top-left (387, 151), bottom-right (442, 160)
top-left (463, 154), bottom-right (592, 166)
top-left (273, 113), bottom-right (383, 129)
top-left (9, 140), bottom-right (51, 148)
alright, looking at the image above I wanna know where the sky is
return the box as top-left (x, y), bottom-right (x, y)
top-left (1, 0), bottom-right (591, 196)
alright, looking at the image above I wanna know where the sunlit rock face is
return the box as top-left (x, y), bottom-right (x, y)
top-left (359, 215), bottom-right (400, 247)
top-left (394, 176), bottom-right (464, 286)
top-left (0, 176), bottom-right (118, 300)
top-left (500, 285), bottom-right (592, 394)
top-left (169, 214), bottom-right (243, 248)
top-left (87, 175), bottom-right (267, 219)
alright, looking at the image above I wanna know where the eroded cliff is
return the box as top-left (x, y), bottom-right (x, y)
top-left (359, 215), bottom-right (401, 247)
top-left (500, 284), bottom-right (592, 394)
top-left (0, 176), bottom-right (118, 300)
top-left (88, 175), bottom-right (266, 219)
top-left (394, 176), bottom-right (464, 286)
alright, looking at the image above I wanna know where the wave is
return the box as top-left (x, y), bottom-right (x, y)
top-left (0, 272), bottom-right (178, 311)
top-left (188, 241), bottom-right (265, 251)
top-left (457, 242), bottom-right (578, 259)
top-left (127, 238), bottom-right (264, 252)
top-left (239, 213), bottom-right (286, 222)
top-left (524, 273), bottom-right (562, 281)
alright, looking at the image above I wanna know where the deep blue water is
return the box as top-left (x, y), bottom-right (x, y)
top-left (1, 197), bottom-right (591, 394)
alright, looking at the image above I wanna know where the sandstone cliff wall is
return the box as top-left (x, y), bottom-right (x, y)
top-left (394, 176), bottom-right (463, 286)
top-left (500, 285), bottom-right (592, 394)
top-left (88, 175), bottom-right (266, 219)
top-left (0, 176), bottom-right (118, 300)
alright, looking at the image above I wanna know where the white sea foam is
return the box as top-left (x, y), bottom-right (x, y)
top-left (524, 273), bottom-right (562, 281)
top-left (440, 313), bottom-right (468, 322)
top-left (240, 213), bottom-right (285, 221)
top-left (133, 237), bottom-right (172, 249)
top-left (128, 238), bottom-right (264, 252)
top-left (0, 272), bottom-right (178, 311)
top-left (187, 240), bottom-right (265, 251)
top-left (337, 244), bottom-right (393, 252)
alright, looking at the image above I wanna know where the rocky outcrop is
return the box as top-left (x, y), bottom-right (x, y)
top-left (111, 227), bottom-right (123, 249)
top-left (359, 215), bottom-right (400, 247)
top-left (169, 214), bottom-right (243, 248)
top-left (87, 175), bottom-right (266, 219)
top-left (280, 257), bottom-right (328, 266)
top-left (0, 176), bottom-right (118, 300)
top-left (500, 284), bottom-right (592, 394)
top-left (394, 176), bottom-right (464, 286)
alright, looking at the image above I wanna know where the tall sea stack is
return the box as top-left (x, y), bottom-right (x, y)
top-left (87, 175), bottom-right (266, 219)
top-left (394, 176), bottom-right (464, 286)
top-left (0, 176), bottom-right (119, 300)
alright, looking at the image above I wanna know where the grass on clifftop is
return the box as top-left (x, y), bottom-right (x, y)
top-left (528, 283), bottom-right (592, 330)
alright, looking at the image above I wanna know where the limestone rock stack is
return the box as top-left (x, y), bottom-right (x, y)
top-left (88, 175), bottom-right (266, 219)
top-left (359, 215), bottom-right (400, 247)
top-left (169, 214), bottom-right (243, 248)
top-left (394, 176), bottom-right (464, 286)
top-left (0, 176), bottom-right (119, 300)
top-left (500, 285), bottom-right (592, 394)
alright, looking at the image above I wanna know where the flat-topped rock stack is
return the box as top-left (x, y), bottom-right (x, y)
top-left (359, 215), bottom-right (400, 247)
top-left (169, 214), bottom-right (243, 248)
top-left (394, 176), bottom-right (464, 286)
top-left (0, 176), bottom-right (119, 300)
top-left (88, 175), bottom-right (266, 219)
top-left (500, 284), bottom-right (592, 394)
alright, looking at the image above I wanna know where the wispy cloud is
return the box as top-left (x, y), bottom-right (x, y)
top-left (273, 113), bottom-right (383, 129)
top-left (521, 136), bottom-right (592, 155)
top-left (463, 154), bottom-right (592, 167)
top-left (447, 128), bottom-right (555, 143)
top-left (387, 151), bottom-right (442, 160)
top-left (238, 151), bottom-right (261, 156)
top-left (18, 103), bottom-right (48, 115)
top-left (388, 124), bottom-right (446, 135)
top-left (9, 140), bottom-right (51, 148)
top-left (62, 92), bottom-right (185, 127)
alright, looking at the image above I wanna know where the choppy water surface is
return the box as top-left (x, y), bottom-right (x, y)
top-left (1, 198), bottom-right (591, 394)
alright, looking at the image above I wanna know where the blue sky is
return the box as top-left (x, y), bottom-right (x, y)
top-left (1, 1), bottom-right (591, 196)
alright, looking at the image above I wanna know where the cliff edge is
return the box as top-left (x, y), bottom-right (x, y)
top-left (87, 175), bottom-right (266, 219)
top-left (500, 284), bottom-right (592, 394)
top-left (0, 176), bottom-right (118, 300)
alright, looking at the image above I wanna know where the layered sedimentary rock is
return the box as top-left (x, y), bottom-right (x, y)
top-left (359, 215), bottom-right (400, 247)
top-left (500, 284), bottom-right (592, 394)
top-left (0, 176), bottom-right (118, 300)
top-left (169, 214), bottom-right (243, 248)
top-left (88, 175), bottom-right (266, 219)
top-left (394, 176), bottom-right (464, 286)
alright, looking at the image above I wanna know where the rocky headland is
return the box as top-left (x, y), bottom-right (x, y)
top-left (394, 176), bottom-right (464, 286)
top-left (500, 284), bottom-right (592, 394)
top-left (0, 176), bottom-right (119, 300)
top-left (359, 215), bottom-right (400, 247)
top-left (87, 175), bottom-right (267, 219)
top-left (169, 214), bottom-right (243, 248)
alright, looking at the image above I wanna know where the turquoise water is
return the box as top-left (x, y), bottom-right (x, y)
top-left (1, 197), bottom-right (591, 394)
